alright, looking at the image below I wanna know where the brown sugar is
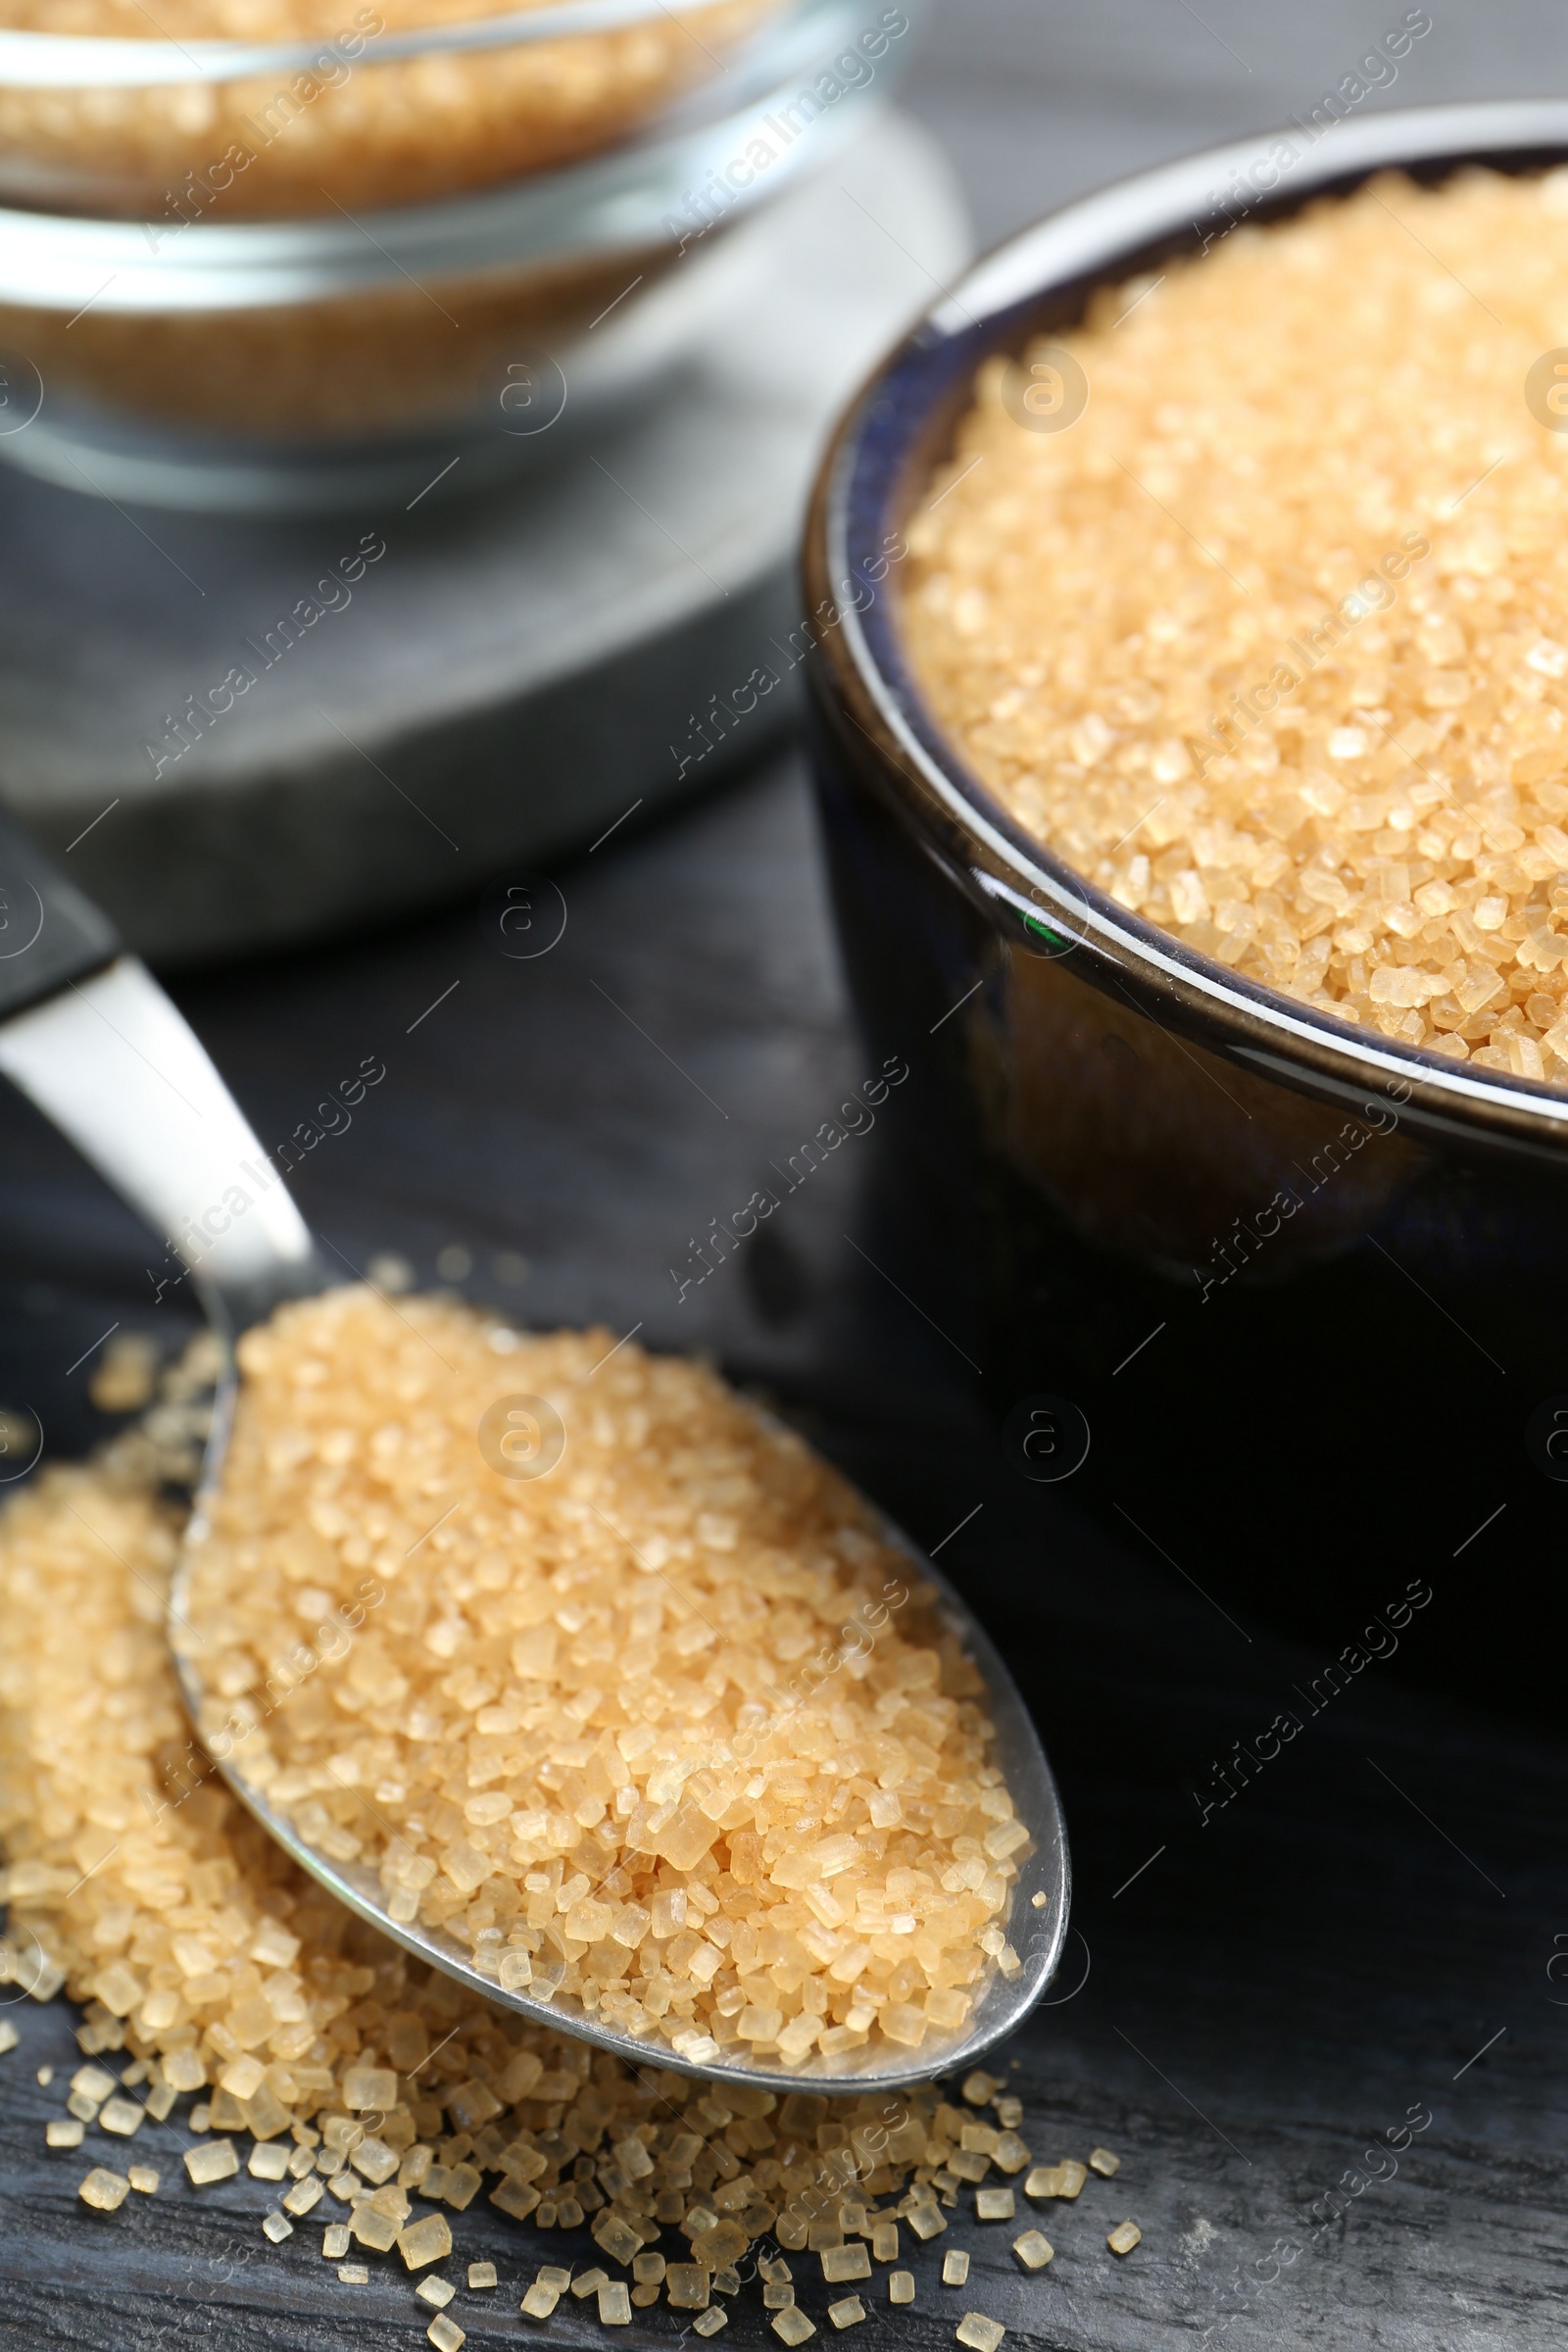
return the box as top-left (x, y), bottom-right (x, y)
top-left (0, 1386), bottom-right (1070, 2304)
top-left (0, 0), bottom-right (774, 220)
top-left (178, 1287), bottom-right (1029, 2067)
top-left (904, 169), bottom-right (1568, 1085)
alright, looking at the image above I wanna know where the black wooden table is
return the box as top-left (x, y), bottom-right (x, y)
top-left (6, 6), bottom-right (1568, 2347)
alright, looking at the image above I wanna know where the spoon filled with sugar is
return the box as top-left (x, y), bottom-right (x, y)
top-left (0, 811), bottom-right (1069, 2094)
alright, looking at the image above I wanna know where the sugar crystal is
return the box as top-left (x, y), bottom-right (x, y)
top-left (185, 2140), bottom-right (238, 2186)
top-left (78, 2167), bottom-right (129, 2211)
top-left (399, 2214), bottom-right (453, 2270)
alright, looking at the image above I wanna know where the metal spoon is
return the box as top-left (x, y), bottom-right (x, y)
top-left (0, 812), bottom-right (1070, 2092)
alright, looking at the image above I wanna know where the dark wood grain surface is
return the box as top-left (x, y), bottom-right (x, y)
top-left (7, 5), bottom-right (1568, 2347)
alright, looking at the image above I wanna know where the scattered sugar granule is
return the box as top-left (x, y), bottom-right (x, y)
top-left (0, 2024), bottom-right (16, 2058)
top-left (338, 2263), bottom-right (369, 2284)
top-left (633, 2256), bottom-right (666, 2285)
top-left (992, 2132), bottom-right (1031, 2175)
top-left (976, 2188), bottom-right (1016, 2222)
top-left (322, 2226), bottom-right (351, 2259)
top-left (34, 2064), bottom-right (53, 2084)
top-left (248, 2143), bottom-right (289, 2181)
top-left (599, 2281), bottom-right (632, 2326)
top-left (417, 2279), bottom-right (456, 2310)
top-left (821, 2245), bottom-right (871, 2283)
top-left (871, 2222), bottom-right (899, 2263)
top-left (282, 2175), bottom-right (323, 2217)
top-left (178, 1291), bottom-right (1027, 2067)
top-left (427, 2317), bottom-right (465, 2352)
top-left (666, 2266), bottom-right (710, 2311)
top-left (98, 2097), bottom-right (144, 2137)
top-left (773, 2312), bottom-right (816, 2346)
top-left (351, 2205), bottom-right (399, 2252)
top-left (764, 2283), bottom-right (796, 2309)
top-left (904, 171), bottom-right (1568, 1085)
top-left (521, 2283), bottom-right (561, 2320)
top-left (1025, 2162), bottom-right (1086, 2201)
top-left (1012, 2231), bottom-right (1054, 2270)
top-left (263, 2212), bottom-right (293, 2244)
top-left (829, 2297), bottom-right (867, 2328)
top-left (46, 2119), bottom-right (84, 2149)
top-left (956, 2318), bottom-right (1005, 2352)
top-left (1108, 2222), bottom-right (1143, 2257)
top-left (467, 2263), bottom-right (498, 2290)
top-left (537, 2269), bottom-right (572, 2292)
top-left (889, 2273), bottom-right (915, 2305)
top-left (1089, 2148), bottom-right (1121, 2178)
top-left (908, 2206), bottom-right (948, 2241)
top-left (72, 2066), bottom-right (116, 2103)
top-left (185, 2140), bottom-right (238, 2186)
top-left (78, 2167), bottom-right (130, 2211)
top-left (127, 2166), bottom-right (159, 2195)
top-left (143, 2083), bottom-right (176, 2124)
top-left (88, 1332), bottom-right (161, 1415)
top-left (400, 2215), bottom-right (453, 2271)
top-left (571, 2268), bottom-right (610, 2299)
top-left (694, 2312), bottom-right (729, 2338)
top-left (943, 2251), bottom-right (970, 2286)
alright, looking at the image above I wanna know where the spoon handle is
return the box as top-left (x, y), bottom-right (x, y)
top-left (0, 810), bottom-right (316, 1329)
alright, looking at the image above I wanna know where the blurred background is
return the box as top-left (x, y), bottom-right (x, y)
top-left (6, 8), bottom-right (1568, 2347)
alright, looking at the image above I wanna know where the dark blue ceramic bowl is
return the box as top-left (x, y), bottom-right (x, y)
top-left (804, 101), bottom-right (1568, 1710)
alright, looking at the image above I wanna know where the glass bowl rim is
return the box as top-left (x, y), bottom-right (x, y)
top-left (0, 0), bottom-right (810, 86)
top-left (0, 0), bottom-right (878, 306)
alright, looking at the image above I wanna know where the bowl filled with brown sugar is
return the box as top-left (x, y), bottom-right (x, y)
top-left (805, 101), bottom-right (1568, 1707)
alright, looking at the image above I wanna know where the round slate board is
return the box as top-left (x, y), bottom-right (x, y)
top-left (0, 107), bottom-right (968, 965)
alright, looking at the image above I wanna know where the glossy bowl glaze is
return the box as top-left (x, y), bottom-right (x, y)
top-left (805, 101), bottom-right (1568, 1713)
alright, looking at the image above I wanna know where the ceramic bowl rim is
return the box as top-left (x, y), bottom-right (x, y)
top-left (806, 96), bottom-right (1568, 1164)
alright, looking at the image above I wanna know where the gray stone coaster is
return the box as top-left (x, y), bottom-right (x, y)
top-left (0, 108), bottom-right (968, 964)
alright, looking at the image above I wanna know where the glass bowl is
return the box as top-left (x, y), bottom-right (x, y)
top-left (0, 0), bottom-right (910, 506)
top-left (0, 0), bottom-right (807, 218)
top-left (804, 99), bottom-right (1568, 1712)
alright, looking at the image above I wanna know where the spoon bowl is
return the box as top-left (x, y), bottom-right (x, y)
top-left (0, 812), bottom-right (1070, 2093)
